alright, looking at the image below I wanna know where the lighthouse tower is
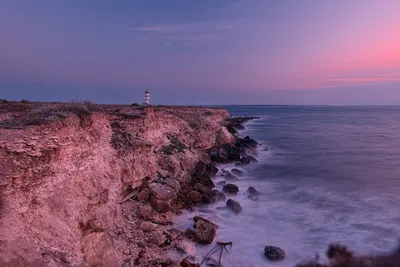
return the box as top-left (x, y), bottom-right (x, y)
top-left (145, 89), bottom-right (150, 105)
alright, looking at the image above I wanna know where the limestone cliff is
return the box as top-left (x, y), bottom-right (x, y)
top-left (0, 103), bottom-right (235, 267)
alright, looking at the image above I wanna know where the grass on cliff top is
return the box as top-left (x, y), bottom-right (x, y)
top-left (0, 101), bottom-right (101, 129)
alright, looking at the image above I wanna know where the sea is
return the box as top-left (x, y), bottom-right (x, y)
top-left (172, 106), bottom-right (400, 267)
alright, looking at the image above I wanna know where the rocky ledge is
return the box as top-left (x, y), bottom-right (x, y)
top-left (0, 102), bottom-right (258, 267)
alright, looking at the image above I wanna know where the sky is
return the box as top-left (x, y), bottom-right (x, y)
top-left (1, 0), bottom-right (400, 105)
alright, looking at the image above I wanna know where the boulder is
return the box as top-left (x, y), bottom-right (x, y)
top-left (211, 189), bottom-right (226, 201)
top-left (193, 183), bottom-right (211, 194)
top-left (193, 162), bottom-right (218, 177)
top-left (248, 194), bottom-right (259, 201)
top-left (243, 136), bottom-right (258, 146)
top-left (217, 180), bottom-right (226, 186)
top-left (192, 173), bottom-right (215, 189)
top-left (223, 184), bottom-right (239, 194)
top-left (225, 173), bottom-right (239, 181)
top-left (187, 191), bottom-right (202, 203)
top-left (193, 216), bottom-right (218, 244)
top-left (183, 229), bottom-right (197, 241)
top-left (326, 244), bottom-right (353, 262)
top-left (221, 145), bottom-right (241, 162)
top-left (174, 238), bottom-right (196, 255)
top-left (164, 228), bottom-right (183, 241)
top-left (137, 188), bottom-right (150, 202)
top-left (209, 144), bottom-right (240, 163)
top-left (150, 197), bottom-right (172, 213)
top-left (174, 169), bottom-right (191, 184)
top-left (164, 178), bottom-right (181, 193)
top-left (208, 149), bottom-right (219, 161)
top-left (201, 192), bottom-right (216, 204)
top-left (240, 155), bottom-right (258, 165)
top-left (236, 136), bottom-right (258, 155)
top-left (193, 162), bottom-right (207, 178)
top-left (220, 169), bottom-right (230, 176)
top-left (147, 229), bottom-right (166, 246)
top-left (231, 168), bottom-right (244, 177)
top-left (180, 258), bottom-right (200, 267)
top-left (139, 221), bottom-right (158, 232)
top-left (264, 246), bottom-right (285, 261)
top-left (247, 186), bottom-right (261, 196)
top-left (148, 182), bottom-right (177, 201)
top-left (217, 126), bottom-right (235, 146)
top-left (206, 164), bottom-right (219, 176)
top-left (226, 199), bottom-right (242, 214)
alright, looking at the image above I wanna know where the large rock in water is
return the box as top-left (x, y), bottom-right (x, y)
top-left (193, 183), bottom-right (210, 193)
top-left (209, 144), bottom-right (241, 163)
top-left (231, 168), bottom-right (244, 177)
top-left (192, 173), bottom-right (215, 189)
top-left (192, 216), bottom-right (218, 244)
top-left (206, 163), bottom-right (219, 176)
top-left (240, 155), bottom-right (258, 165)
top-left (237, 136), bottom-right (259, 155)
top-left (225, 173), bottom-right (239, 181)
top-left (247, 186), bottom-right (261, 196)
top-left (193, 162), bottom-right (218, 177)
top-left (226, 199), bottom-right (242, 214)
top-left (211, 189), bottom-right (226, 201)
top-left (223, 184), bottom-right (239, 194)
top-left (264, 246), bottom-right (285, 261)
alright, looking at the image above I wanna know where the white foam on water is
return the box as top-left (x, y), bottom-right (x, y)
top-left (171, 117), bottom-right (400, 267)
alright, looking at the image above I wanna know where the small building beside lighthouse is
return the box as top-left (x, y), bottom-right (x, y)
top-left (145, 89), bottom-right (150, 105)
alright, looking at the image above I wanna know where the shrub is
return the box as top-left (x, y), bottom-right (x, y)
top-left (21, 99), bottom-right (29, 103)
top-left (161, 134), bottom-right (186, 155)
top-left (0, 102), bottom-right (97, 128)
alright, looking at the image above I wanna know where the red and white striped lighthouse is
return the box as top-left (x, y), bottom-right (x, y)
top-left (145, 89), bottom-right (150, 105)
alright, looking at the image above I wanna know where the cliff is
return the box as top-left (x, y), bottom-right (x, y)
top-left (0, 102), bottom-right (235, 267)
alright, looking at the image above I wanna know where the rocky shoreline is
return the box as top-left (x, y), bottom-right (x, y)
top-left (122, 116), bottom-right (262, 267)
top-left (0, 102), bottom-right (261, 267)
top-left (172, 116), bottom-right (261, 266)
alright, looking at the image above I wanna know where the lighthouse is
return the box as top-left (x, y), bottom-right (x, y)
top-left (145, 89), bottom-right (150, 105)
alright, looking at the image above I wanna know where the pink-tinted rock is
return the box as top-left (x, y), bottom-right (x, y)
top-left (137, 188), bottom-right (150, 202)
top-left (148, 182), bottom-right (177, 201)
top-left (187, 191), bottom-right (202, 203)
top-left (192, 216), bottom-right (218, 244)
top-left (150, 197), bottom-right (172, 213)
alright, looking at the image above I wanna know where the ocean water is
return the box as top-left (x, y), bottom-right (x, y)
top-left (173, 106), bottom-right (400, 266)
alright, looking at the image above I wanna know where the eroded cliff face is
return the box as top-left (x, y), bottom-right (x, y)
top-left (0, 104), bottom-right (234, 267)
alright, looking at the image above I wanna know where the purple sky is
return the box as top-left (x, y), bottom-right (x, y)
top-left (1, 0), bottom-right (400, 105)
